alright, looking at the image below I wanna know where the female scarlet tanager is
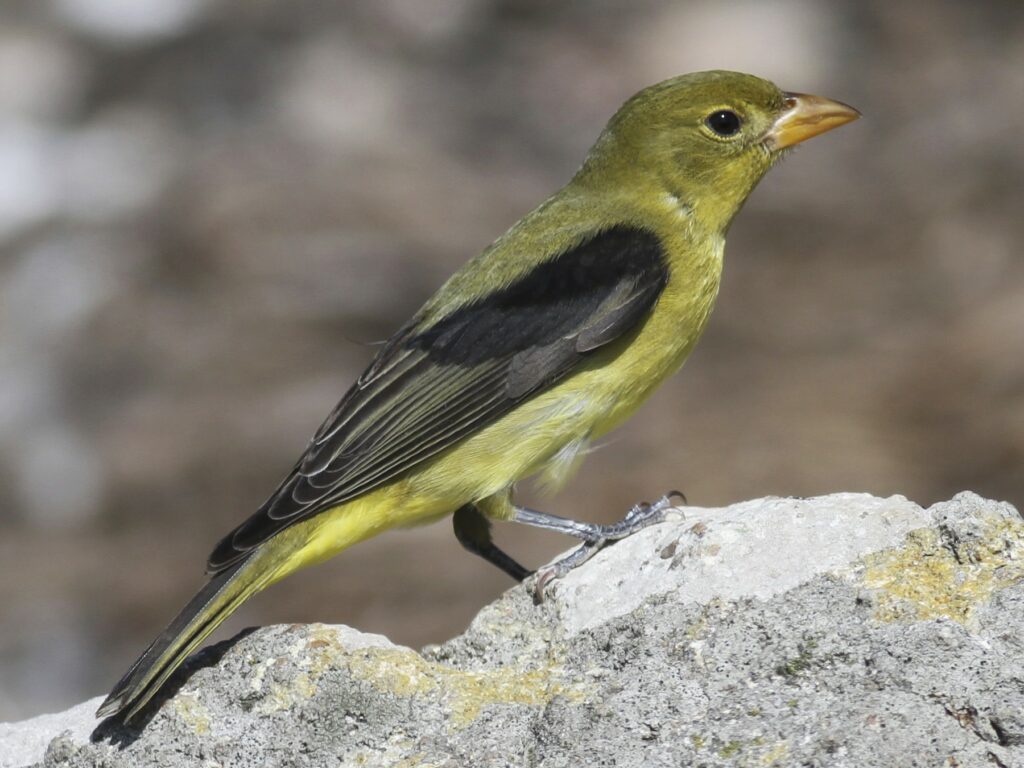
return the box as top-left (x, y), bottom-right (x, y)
top-left (99, 70), bottom-right (858, 720)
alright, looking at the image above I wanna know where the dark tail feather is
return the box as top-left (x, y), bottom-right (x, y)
top-left (97, 554), bottom-right (265, 721)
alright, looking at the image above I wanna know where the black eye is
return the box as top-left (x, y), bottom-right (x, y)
top-left (705, 110), bottom-right (742, 137)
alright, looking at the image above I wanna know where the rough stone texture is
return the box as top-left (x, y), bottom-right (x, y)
top-left (4, 492), bottom-right (1023, 767)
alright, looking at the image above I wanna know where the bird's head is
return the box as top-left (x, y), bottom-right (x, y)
top-left (579, 70), bottom-right (859, 234)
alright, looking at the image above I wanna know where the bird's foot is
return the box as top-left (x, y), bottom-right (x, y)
top-left (532, 490), bottom-right (685, 602)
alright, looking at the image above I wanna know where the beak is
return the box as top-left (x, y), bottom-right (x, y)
top-left (764, 92), bottom-right (860, 151)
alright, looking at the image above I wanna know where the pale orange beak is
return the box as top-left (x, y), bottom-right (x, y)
top-left (764, 92), bottom-right (860, 150)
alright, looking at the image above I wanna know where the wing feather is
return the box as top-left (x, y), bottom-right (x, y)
top-left (206, 225), bottom-right (668, 573)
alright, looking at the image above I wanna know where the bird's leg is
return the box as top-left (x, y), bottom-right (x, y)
top-left (452, 504), bottom-right (532, 582)
top-left (512, 490), bottom-right (684, 541)
top-left (513, 490), bottom-right (685, 600)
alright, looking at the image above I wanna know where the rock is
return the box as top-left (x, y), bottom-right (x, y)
top-left (4, 491), bottom-right (1023, 767)
top-left (0, 699), bottom-right (101, 768)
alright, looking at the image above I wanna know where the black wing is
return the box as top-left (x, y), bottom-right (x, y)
top-left (207, 225), bottom-right (668, 573)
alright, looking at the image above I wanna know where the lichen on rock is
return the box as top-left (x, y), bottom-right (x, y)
top-left (862, 501), bottom-right (1024, 626)
top-left (3, 492), bottom-right (1023, 768)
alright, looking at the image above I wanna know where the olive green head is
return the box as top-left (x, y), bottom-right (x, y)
top-left (579, 70), bottom-right (859, 233)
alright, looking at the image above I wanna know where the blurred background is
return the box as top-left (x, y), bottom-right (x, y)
top-left (1, 0), bottom-right (1022, 720)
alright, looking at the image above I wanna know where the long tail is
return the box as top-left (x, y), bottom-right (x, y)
top-left (96, 551), bottom-right (274, 721)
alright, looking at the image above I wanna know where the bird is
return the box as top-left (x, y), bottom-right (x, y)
top-left (97, 70), bottom-right (859, 720)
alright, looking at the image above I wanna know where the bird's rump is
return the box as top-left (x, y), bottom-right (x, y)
top-left (206, 225), bottom-right (668, 573)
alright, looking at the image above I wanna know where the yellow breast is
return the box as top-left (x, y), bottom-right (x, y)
top-left (394, 224), bottom-right (725, 519)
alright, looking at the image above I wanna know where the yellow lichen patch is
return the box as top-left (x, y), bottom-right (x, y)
top-left (718, 740), bottom-right (742, 757)
top-left (685, 610), bottom-right (709, 640)
top-left (862, 516), bottom-right (1024, 626)
top-left (701, 736), bottom-right (786, 765)
top-left (258, 673), bottom-right (314, 714)
top-left (173, 691), bottom-right (211, 734)
top-left (305, 625), bottom-right (347, 675)
top-left (345, 744), bottom-right (434, 768)
top-left (348, 647), bottom-right (440, 698)
top-left (759, 741), bottom-right (790, 766)
top-left (250, 625), bottom-right (588, 726)
top-left (254, 626), bottom-right (349, 713)
top-left (347, 646), bottom-right (589, 729)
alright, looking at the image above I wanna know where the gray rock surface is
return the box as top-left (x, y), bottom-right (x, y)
top-left (5, 492), bottom-right (1023, 767)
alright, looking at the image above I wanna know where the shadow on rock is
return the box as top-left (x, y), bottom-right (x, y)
top-left (89, 627), bottom-right (258, 748)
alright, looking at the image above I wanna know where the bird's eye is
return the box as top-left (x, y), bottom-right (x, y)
top-left (705, 110), bottom-right (742, 137)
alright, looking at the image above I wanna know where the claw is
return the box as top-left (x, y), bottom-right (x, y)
top-left (532, 569), bottom-right (556, 604)
top-left (665, 489), bottom-right (688, 506)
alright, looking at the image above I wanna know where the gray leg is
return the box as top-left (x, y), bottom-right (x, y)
top-left (514, 491), bottom-right (685, 600)
top-left (452, 504), bottom-right (531, 582)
